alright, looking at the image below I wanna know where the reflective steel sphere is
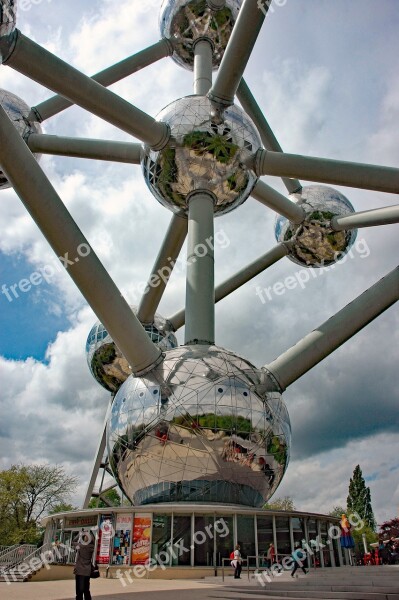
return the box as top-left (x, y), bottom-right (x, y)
top-left (160, 0), bottom-right (241, 70)
top-left (108, 345), bottom-right (291, 507)
top-left (275, 185), bottom-right (357, 267)
top-left (0, 89), bottom-right (42, 190)
top-left (86, 309), bottom-right (178, 393)
top-left (142, 95), bottom-right (260, 216)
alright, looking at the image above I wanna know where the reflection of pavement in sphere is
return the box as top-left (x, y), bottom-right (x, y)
top-left (275, 185), bottom-right (357, 267)
top-left (160, 0), bottom-right (242, 70)
top-left (142, 95), bottom-right (260, 216)
top-left (86, 309), bottom-right (177, 393)
top-left (108, 345), bottom-right (291, 507)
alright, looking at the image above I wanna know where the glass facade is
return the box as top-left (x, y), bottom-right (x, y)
top-left (45, 508), bottom-right (342, 571)
top-left (275, 516), bottom-right (291, 558)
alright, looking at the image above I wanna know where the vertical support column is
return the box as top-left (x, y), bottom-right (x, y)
top-left (254, 515), bottom-right (259, 568)
top-left (289, 517), bottom-right (294, 554)
top-left (185, 192), bottom-right (215, 345)
top-left (272, 515), bottom-right (277, 561)
top-left (317, 520), bottom-right (324, 568)
top-left (169, 512), bottom-right (174, 567)
top-left (234, 513), bottom-right (238, 547)
top-left (191, 513), bottom-right (195, 567)
top-left (193, 39), bottom-right (213, 95)
top-left (327, 522), bottom-right (336, 568)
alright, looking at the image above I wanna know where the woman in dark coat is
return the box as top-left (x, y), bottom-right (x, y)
top-left (74, 532), bottom-right (95, 600)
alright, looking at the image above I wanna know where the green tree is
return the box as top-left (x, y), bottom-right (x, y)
top-left (328, 506), bottom-right (347, 518)
top-left (264, 496), bottom-right (295, 511)
top-left (88, 488), bottom-right (121, 508)
top-left (48, 502), bottom-right (78, 515)
top-left (0, 464), bottom-right (78, 545)
top-left (347, 465), bottom-right (376, 530)
top-left (352, 522), bottom-right (378, 552)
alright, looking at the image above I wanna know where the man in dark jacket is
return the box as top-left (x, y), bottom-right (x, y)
top-left (74, 532), bottom-right (95, 600)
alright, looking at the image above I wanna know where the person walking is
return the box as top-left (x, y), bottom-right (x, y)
top-left (233, 544), bottom-right (242, 579)
top-left (266, 542), bottom-right (276, 567)
top-left (74, 531), bottom-right (95, 600)
top-left (291, 542), bottom-right (308, 578)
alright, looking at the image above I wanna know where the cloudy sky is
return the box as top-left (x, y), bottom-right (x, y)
top-left (0, 0), bottom-right (398, 524)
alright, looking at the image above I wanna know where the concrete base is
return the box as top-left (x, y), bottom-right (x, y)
top-left (30, 564), bottom-right (216, 582)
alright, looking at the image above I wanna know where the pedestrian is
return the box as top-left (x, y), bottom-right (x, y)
top-left (232, 544), bottom-right (242, 579)
top-left (266, 542), bottom-right (275, 567)
top-left (291, 542), bottom-right (308, 578)
top-left (74, 531), bottom-right (95, 600)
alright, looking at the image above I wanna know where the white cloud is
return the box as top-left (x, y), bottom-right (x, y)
top-left (0, 0), bottom-right (398, 523)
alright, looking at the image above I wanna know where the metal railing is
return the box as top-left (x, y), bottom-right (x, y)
top-left (0, 544), bottom-right (18, 560)
top-left (0, 542), bottom-right (79, 577)
top-left (221, 557), bottom-right (248, 582)
top-left (0, 545), bottom-right (37, 568)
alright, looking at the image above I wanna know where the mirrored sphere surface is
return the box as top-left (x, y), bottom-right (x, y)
top-left (86, 309), bottom-right (178, 393)
top-left (0, 0), bottom-right (16, 37)
top-left (108, 345), bottom-right (291, 507)
top-left (0, 89), bottom-right (42, 189)
top-left (142, 95), bottom-right (260, 217)
top-left (275, 185), bottom-right (357, 267)
top-left (160, 0), bottom-right (241, 70)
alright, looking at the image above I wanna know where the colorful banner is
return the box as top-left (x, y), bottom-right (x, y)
top-left (131, 513), bottom-right (152, 565)
top-left (112, 514), bottom-right (133, 565)
top-left (97, 514), bottom-right (114, 565)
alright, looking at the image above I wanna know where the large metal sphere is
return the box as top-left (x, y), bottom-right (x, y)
top-left (275, 185), bottom-right (357, 267)
top-left (142, 95), bottom-right (260, 217)
top-left (0, 90), bottom-right (42, 190)
top-left (108, 345), bottom-right (291, 507)
top-left (160, 0), bottom-right (241, 71)
top-left (86, 310), bottom-right (178, 393)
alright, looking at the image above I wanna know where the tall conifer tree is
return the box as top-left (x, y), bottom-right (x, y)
top-left (347, 465), bottom-right (376, 531)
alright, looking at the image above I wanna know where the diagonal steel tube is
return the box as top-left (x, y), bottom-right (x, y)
top-left (5, 31), bottom-right (170, 149)
top-left (137, 214), bottom-right (188, 324)
top-left (0, 104), bottom-right (162, 375)
top-left (237, 79), bottom-right (302, 194)
top-left (31, 39), bottom-right (173, 122)
top-left (253, 149), bottom-right (399, 195)
top-left (331, 204), bottom-right (399, 230)
top-left (264, 266), bottom-right (399, 391)
top-left (252, 180), bottom-right (305, 223)
top-left (168, 243), bottom-right (289, 331)
top-left (82, 401), bottom-right (111, 509)
top-left (208, 0), bottom-right (269, 106)
top-left (27, 134), bottom-right (142, 163)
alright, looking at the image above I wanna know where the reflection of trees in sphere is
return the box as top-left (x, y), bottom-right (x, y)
top-left (86, 310), bottom-right (177, 393)
top-left (160, 0), bottom-right (241, 70)
top-left (0, 90), bottom-right (42, 189)
top-left (142, 95), bottom-right (260, 216)
top-left (108, 345), bottom-right (291, 507)
top-left (275, 185), bottom-right (357, 267)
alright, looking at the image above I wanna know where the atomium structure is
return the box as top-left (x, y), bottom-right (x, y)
top-left (0, 0), bottom-right (398, 509)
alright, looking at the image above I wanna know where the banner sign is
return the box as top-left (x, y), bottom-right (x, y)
top-left (97, 514), bottom-right (114, 565)
top-left (131, 513), bottom-right (152, 565)
top-left (112, 514), bottom-right (133, 565)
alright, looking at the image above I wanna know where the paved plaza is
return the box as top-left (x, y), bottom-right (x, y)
top-left (2, 567), bottom-right (399, 600)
